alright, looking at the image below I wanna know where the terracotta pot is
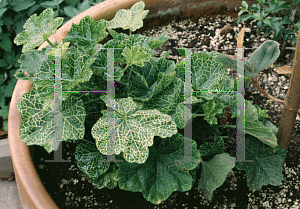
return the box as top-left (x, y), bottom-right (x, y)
top-left (8, 0), bottom-right (277, 208)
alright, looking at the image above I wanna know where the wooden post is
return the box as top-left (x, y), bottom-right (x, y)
top-left (277, 27), bottom-right (300, 150)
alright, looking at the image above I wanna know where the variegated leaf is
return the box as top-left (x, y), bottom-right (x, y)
top-left (91, 96), bottom-right (177, 164)
top-left (107, 1), bottom-right (149, 32)
top-left (14, 8), bottom-right (64, 53)
top-left (17, 91), bottom-right (86, 153)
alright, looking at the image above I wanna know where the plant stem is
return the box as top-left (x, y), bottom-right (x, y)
top-left (251, 76), bottom-right (285, 104)
top-left (45, 38), bottom-right (55, 48)
top-left (81, 138), bottom-right (95, 145)
top-left (192, 113), bottom-right (206, 118)
top-left (126, 66), bottom-right (133, 83)
top-left (217, 125), bottom-right (237, 128)
top-left (115, 80), bottom-right (128, 87)
top-left (123, 65), bottom-right (130, 73)
top-left (285, 47), bottom-right (296, 50)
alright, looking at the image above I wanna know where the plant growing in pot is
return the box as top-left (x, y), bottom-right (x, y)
top-left (10, 1), bottom-right (290, 206)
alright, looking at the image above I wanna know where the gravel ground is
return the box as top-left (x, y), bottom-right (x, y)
top-left (35, 15), bottom-right (300, 209)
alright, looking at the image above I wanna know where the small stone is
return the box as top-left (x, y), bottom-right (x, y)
top-left (38, 164), bottom-right (44, 169)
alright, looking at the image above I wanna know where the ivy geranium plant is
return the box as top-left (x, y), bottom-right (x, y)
top-left (13, 2), bottom-right (287, 205)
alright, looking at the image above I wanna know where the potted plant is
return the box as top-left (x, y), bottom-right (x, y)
top-left (8, 0), bottom-right (298, 208)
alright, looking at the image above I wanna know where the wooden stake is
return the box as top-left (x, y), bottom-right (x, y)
top-left (277, 27), bottom-right (300, 150)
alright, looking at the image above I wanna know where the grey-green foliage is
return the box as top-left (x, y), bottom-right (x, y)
top-left (238, 0), bottom-right (300, 44)
top-left (13, 1), bottom-right (287, 205)
top-left (214, 40), bottom-right (280, 79)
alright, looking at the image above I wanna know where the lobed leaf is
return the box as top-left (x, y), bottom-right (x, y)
top-left (197, 153), bottom-right (236, 200)
top-left (107, 1), bottom-right (149, 32)
top-left (92, 96), bottom-right (177, 164)
top-left (75, 143), bottom-right (110, 179)
top-left (91, 164), bottom-right (118, 189)
top-left (192, 51), bottom-right (227, 90)
top-left (126, 57), bottom-right (176, 102)
top-left (114, 134), bottom-right (201, 205)
top-left (245, 100), bottom-right (278, 147)
top-left (14, 8), bottom-right (64, 53)
top-left (249, 40), bottom-right (280, 73)
top-left (235, 135), bottom-right (287, 191)
top-left (17, 90), bottom-right (86, 153)
top-left (64, 16), bottom-right (108, 50)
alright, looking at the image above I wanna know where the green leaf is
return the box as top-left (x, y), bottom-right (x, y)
top-left (64, 15), bottom-right (108, 50)
top-left (40, 0), bottom-right (63, 8)
top-left (202, 99), bottom-right (225, 124)
top-left (17, 92), bottom-right (86, 153)
top-left (91, 163), bottom-right (118, 189)
top-left (192, 51), bottom-right (227, 90)
top-left (0, 8), bottom-right (7, 17)
top-left (0, 85), bottom-right (5, 107)
top-left (0, 72), bottom-right (7, 85)
top-left (64, 0), bottom-right (80, 6)
top-left (2, 50), bottom-right (18, 69)
top-left (0, 32), bottom-right (12, 52)
top-left (14, 8), bottom-right (64, 53)
top-left (78, 0), bottom-right (91, 12)
top-left (237, 14), bottom-right (256, 25)
top-left (126, 57), bottom-right (176, 102)
top-left (75, 143), bottom-right (110, 179)
top-left (141, 77), bottom-right (196, 129)
top-left (15, 48), bottom-right (50, 81)
top-left (264, 26), bottom-right (274, 37)
top-left (63, 6), bottom-right (79, 18)
top-left (115, 134), bottom-right (201, 205)
top-left (107, 1), bottom-right (149, 32)
top-left (2, 120), bottom-right (8, 132)
top-left (257, 0), bottom-right (266, 5)
top-left (0, 105), bottom-right (9, 120)
top-left (122, 45), bottom-right (152, 67)
top-left (3, 70), bottom-right (17, 98)
top-left (292, 0), bottom-right (300, 8)
top-left (250, 3), bottom-right (260, 13)
top-left (279, 19), bottom-right (294, 26)
top-left (10, 0), bottom-right (36, 12)
top-left (244, 100), bottom-right (278, 147)
top-left (249, 40), bottom-right (280, 73)
top-left (198, 136), bottom-right (224, 158)
top-left (0, 0), bottom-right (9, 8)
top-left (235, 135), bottom-right (287, 191)
top-left (197, 153), bottom-right (235, 201)
top-left (33, 46), bottom-right (94, 94)
top-left (27, 4), bottom-right (41, 16)
top-left (241, 1), bottom-right (248, 9)
top-left (105, 29), bottom-right (168, 55)
top-left (92, 96), bottom-right (177, 164)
